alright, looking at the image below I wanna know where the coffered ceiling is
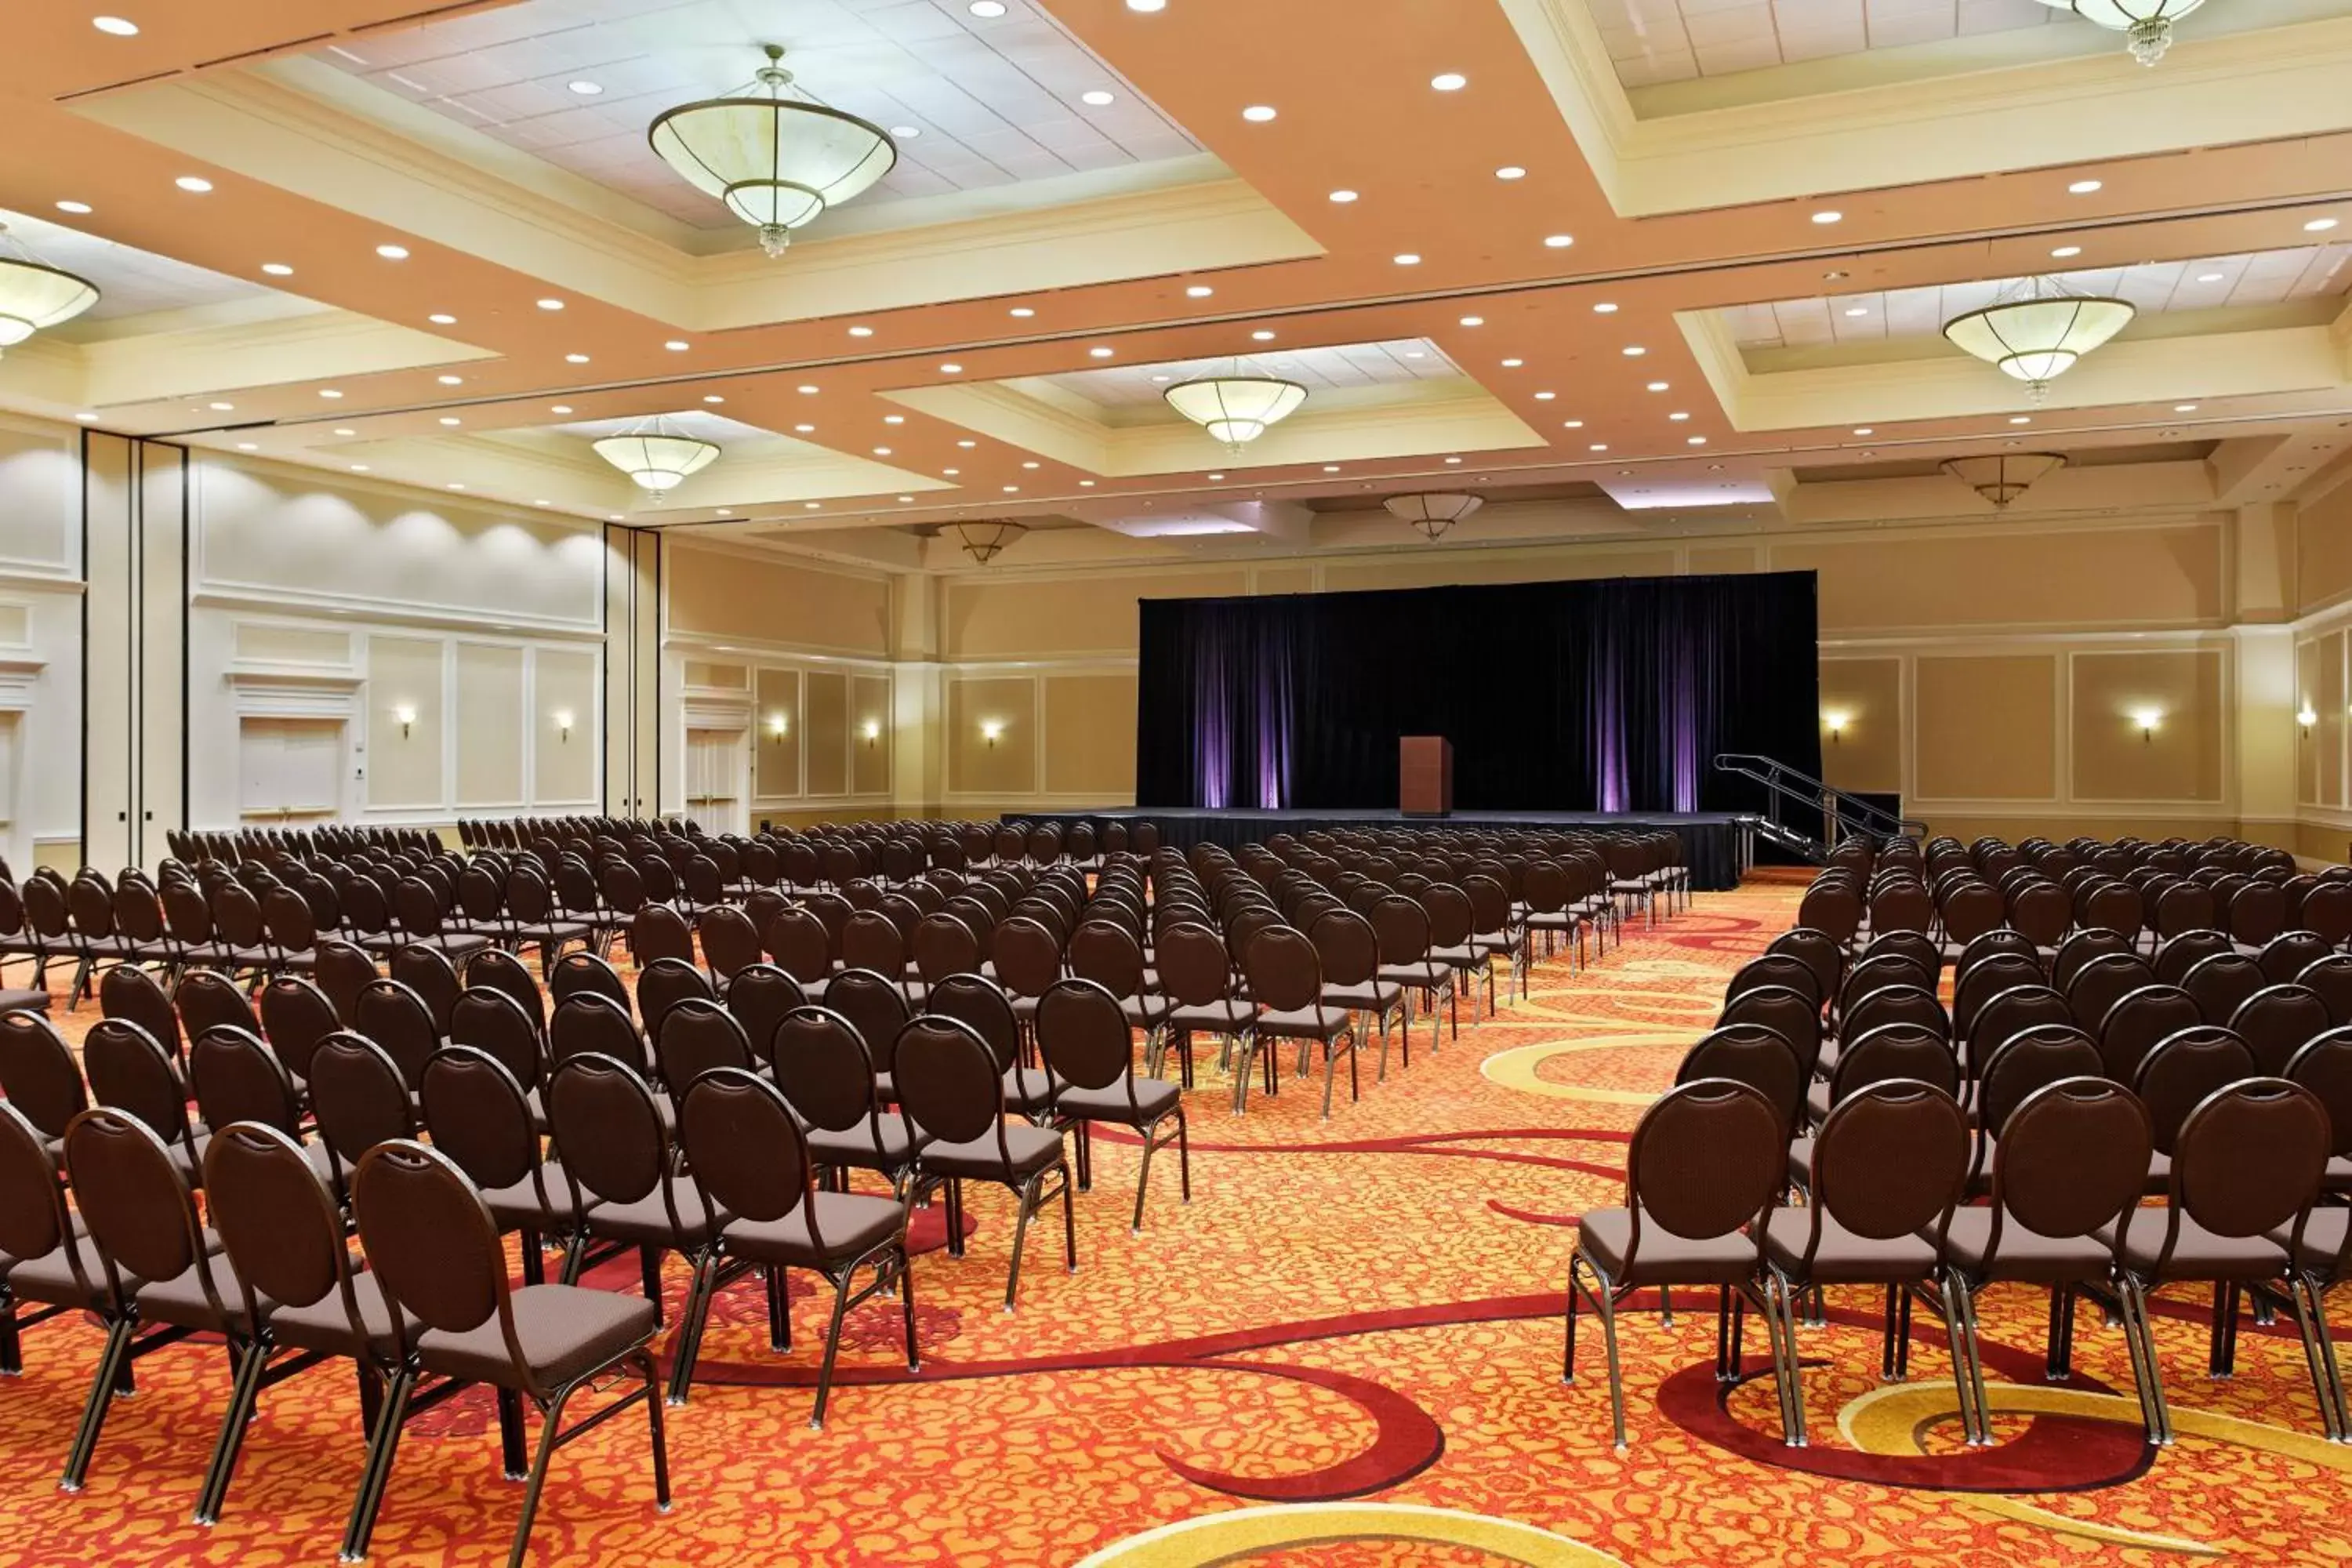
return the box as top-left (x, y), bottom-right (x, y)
top-left (6, 0), bottom-right (2352, 569)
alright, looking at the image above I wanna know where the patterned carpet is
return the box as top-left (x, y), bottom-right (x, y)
top-left (4, 877), bottom-right (2351, 1565)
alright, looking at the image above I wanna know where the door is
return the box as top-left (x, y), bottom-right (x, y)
top-left (684, 725), bottom-right (748, 836)
top-left (238, 717), bottom-right (346, 824)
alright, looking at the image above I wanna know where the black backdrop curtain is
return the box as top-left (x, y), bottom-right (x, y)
top-left (1134, 571), bottom-right (1820, 815)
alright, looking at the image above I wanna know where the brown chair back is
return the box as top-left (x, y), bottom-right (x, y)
top-left (2229, 983), bottom-right (2332, 1076)
top-left (769, 1006), bottom-right (878, 1132)
top-left (656, 997), bottom-right (753, 1090)
top-left (924, 974), bottom-right (1022, 1073)
top-left (1675, 1025), bottom-right (1801, 1138)
top-left (189, 1025), bottom-right (302, 1136)
top-left (544, 1052), bottom-right (670, 1208)
top-left (421, 1044), bottom-right (543, 1197)
top-left (0, 1011), bottom-right (86, 1139)
top-left (450, 987), bottom-right (546, 1090)
top-left (2134, 1025), bottom-right (2258, 1153)
top-left (680, 1069), bottom-right (815, 1233)
top-left (1617, 1080), bottom-right (1782, 1272)
top-left (1987, 1077), bottom-right (2151, 1254)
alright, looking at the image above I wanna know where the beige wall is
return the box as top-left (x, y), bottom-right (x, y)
top-left (1818, 658), bottom-right (1900, 794)
top-left (670, 544), bottom-right (893, 657)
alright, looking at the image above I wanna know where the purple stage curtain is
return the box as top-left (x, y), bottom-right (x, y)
top-left (1134, 571), bottom-right (1819, 817)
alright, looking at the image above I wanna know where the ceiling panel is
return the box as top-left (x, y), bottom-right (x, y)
top-left (1725, 245), bottom-right (2352, 348)
top-left (1039, 339), bottom-right (1464, 411)
top-left (315, 0), bottom-right (1203, 230)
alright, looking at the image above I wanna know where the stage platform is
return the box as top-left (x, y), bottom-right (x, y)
top-left (1022, 808), bottom-right (1756, 891)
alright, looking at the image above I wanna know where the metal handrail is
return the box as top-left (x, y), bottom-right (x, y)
top-left (1711, 752), bottom-right (1926, 839)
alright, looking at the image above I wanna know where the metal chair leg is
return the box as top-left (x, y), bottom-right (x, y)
top-left (1003, 1174), bottom-right (1039, 1312)
top-left (60, 1317), bottom-right (133, 1493)
top-left (809, 1271), bottom-right (855, 1430)
top-left (339, 1364), bottom-right (414, 1563)
top-left (503, 1386), bottom-right (573, 1568)
top-left (194, 1334), bottom-right (270, 1524)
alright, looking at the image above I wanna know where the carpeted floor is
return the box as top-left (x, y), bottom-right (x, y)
top-left (3, 876), bottom-right (2350, 1566)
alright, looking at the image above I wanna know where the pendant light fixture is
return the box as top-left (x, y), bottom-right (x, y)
top-left (0, 223), bottom-right (99, 355)
top-left (1941, 276), bottom-right (2134, 401)
top-left (1163, 365), bottom-right (1308, 454)
top-left (1383, 492), bottom-right (1483, 541)
top-left (951, 520), bottom-right (1026, 564)
top-left (2032, 0), bottom-right (2204, 64)
top-left (649, 45), bottom-right (897, 258)
top-left (591, 417), bottom-right (720, 491)
top-left (1939, 452), bottom-right (2067, 508)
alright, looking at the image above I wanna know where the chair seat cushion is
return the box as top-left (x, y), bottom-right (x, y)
top-left (1117, 996), bottom-right (1167, 1031)
top-left (581, 1189), bottom-right (725, 1248)
top-left (1762, 1208), bottom-right (1937, 1285)
top-left (919, 1123), bottom-right (1065, 1181)
top-left (1257, 1004), bottom-right (1348, 1040)
top-left (0, 987), bottom-right (49, 1014)
top-left (1003, 1065), bottom-right (1062, 1114)
top-left (808, 1114), bottom-right (925, 1171)
top-left (1378, 962), bottom-right (1450, 989)
top-left (1324, 981), bottom-right (1403, 1012)
top-left (1056, 1076), bottom-right (1181, 1125)
top-left (268, 1272), bottom-right (412, 1360)
top-left (2278, 1207), bottom-right (2351, 1279)
top-left (417, 1283), bottom-right (658, 1392)
top-left (138, 1252), bottom-right (262, 1333)
top-left (2327, 1153), bottom-right (2352, 1194)
top-left (1169, 1000), bottom-right (1253, 1033)
top-left (1577, 1206), bottom-right (1759, 1288)
top-left (1944, 1207), bottom-right (2114, 1283)
top-left (483, 1173), bottom-right (597, 1233)
top-left (2105, 1212), bottom-right (2290, 1281)
top-left (1428, 945), bottom-right (1483, 968)
top-left (724, 1192), bottom-right (903, 1268)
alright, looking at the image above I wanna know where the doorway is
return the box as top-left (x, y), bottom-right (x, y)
top-left (684, 725), bottom-right (749, 836)
top-left (238, 717), bottom-right (347, 825)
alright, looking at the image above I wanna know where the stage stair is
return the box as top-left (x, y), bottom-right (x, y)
top-left (1711, 752), bottom-right (1926, 866)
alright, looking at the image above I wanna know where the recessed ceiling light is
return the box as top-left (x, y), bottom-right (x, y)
top-left (1622, 345), bottom-right (1646, 357)
top-left (550, 405), bottom-right (572, 415)
top-left (805, 502), bottom-right (820, 510)
top-left (970, 1), bottom-right (1007, 14)
top-left (1022, 460), bottom-right (1040, 470)
top-left (1079, 479), bottom-right (1095, 487)
top-left (93, 16), bottom-right (139, 34)
top-left (319, 388), bottom-right (343, 398)
top-left (1811, 210), bottom-right (1842, 224)
top-left (2068, 179), bottom-right (2103, 194)
top-left (957, 439), bottom-right (977, 448)
top-left (718, 508), bottom-right (735, 517)
top-left (1403, 351), bottom-right (1425, 359)
top-left (438, 416), bottom-right (460, 426)
top-left (175, 176), bottom-right (212, 193)
top-left (2175, 402), bottom-right (2198, 412)
top-left (437, 374), bottom-right (463, 385)
top-left (2196, 272), bottom-right (2224, 283)
top-left (1081, 90), bottom-right (1115, 106)
top-left (1089, 347), bottom-right (1113, 358)
top-left (2309, 218), bottom-right (2340, 232)
top-left (793, 423), bottom-right (815, 434)
top-left (535, 499), bottom-right (550, 507)
top-left (891, 125), bottom-right (921, 138)
top-left (235, 442), bottom-right (256, 451)
top-left (2051, 245), bottom-right (2082, 258)
top-left (350, 464), bottom-right (368, 472)
top-left (1446, 456), bottom-right (1462, 464)
top-left (536, 298), bottom-right (564, 311)
top-left (1243, 329), bottom-right (1272, 342)
top-left (1588, 443), bottom-right (1607, 452)
top-left (1185, 285), bottom-right (1213, 299)
top-left (1534, 390), bottom-right (1555, 401)
top-left (1686, 436), bottom-right (1706, 445)
top-left (943, 467), bottom-right (960, 476)
top-left (55, 201), bottom-right (92, 215)
top-left (1495, 166), bottom-right (1526, 181)
top-left (1645, 380), bottom-right (1668, 391)
top-left (1242, 104), bottom-right (1277, 122)
top-left (1010, 307), bottom-right (1037, 318)
top-left (207, 401), bottom-right (233, 411)
top-left (568, 80), bottom-right (603, 96)
top-left (1431, 72), bottom-right (1467, 91)
top-left (1543, 234), bottom-right (1573, 249)
top-left (1459, 315), bottom-right (1484, 327)
top-left (1393, 252), bottom-right (1421, 266)
top-left (2009, 415), bottom-right (2031, 425)
top-left (1501, 358), bottom-right (1524, 368)
top-left (1842, 306), bottom-right (1868, 317)
top-left (428, 313), bottom-right (456, 325)
top-left (1668, 412), bottom-right (1690, 421)
top-left (1853, 426), bottom-right (1873, 435)
top-left (1128, 0), bottom-right (1167, 10)
top-left (1003, 485), bottom-right (1019, 493)
top-left (704, 394), bottom-right (724, 404)
top-left (797, 383), bottom-right (820, 394)
top-left (848, 325), bottom-right (874, 337)
top-left (873, 447), bottom-right (892, 456)
top-left (1593, 303), bottom-right (1617, 314)
top-left (446, 483), bottom-right (464, 490)
top-left (564, 353), bottom-right (590, 364)
top-left (1323, 464), bottom-right (1341, 474)
top-left (1330, 190), bottom-right (1358, 204)
top-left (334, 427), bottom-right (357, 436)
top-left (376, 244), bottom-right (409, 260)
top-left (665, 339), bottom-right (689, 350)
top-left (1563, 419), bottom-right (1584, 429)
top-left (884, 415), bottom-right (905, 425)
top-left (942, 361), bottom-right (965, 372)
top-left (1151, 374), bottom-right (1172, 383)
top-left (261, 262), bottom-right (293, 277)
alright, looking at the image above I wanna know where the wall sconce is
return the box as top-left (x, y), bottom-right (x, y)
top-left (2299, 706), bottom-right (2319, 735)
top-left (862, 719), bottom-right (880, 749)
top-left (767, 712), bottom-right (789, 743)
top-left (982, 719), bottom-right (1004, 749)
top-left (1821, 710), bottom-right (1851, 746)
top-left (553, 708), bottom-right (574, 743)
top-left (394, 703), bottom-right (416, 739)
top-left (2129, 706), bottom-right (2165, 744)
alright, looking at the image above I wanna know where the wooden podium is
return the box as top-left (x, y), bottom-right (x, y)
top-left (1399, 736), bottom-right (1453, 817)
